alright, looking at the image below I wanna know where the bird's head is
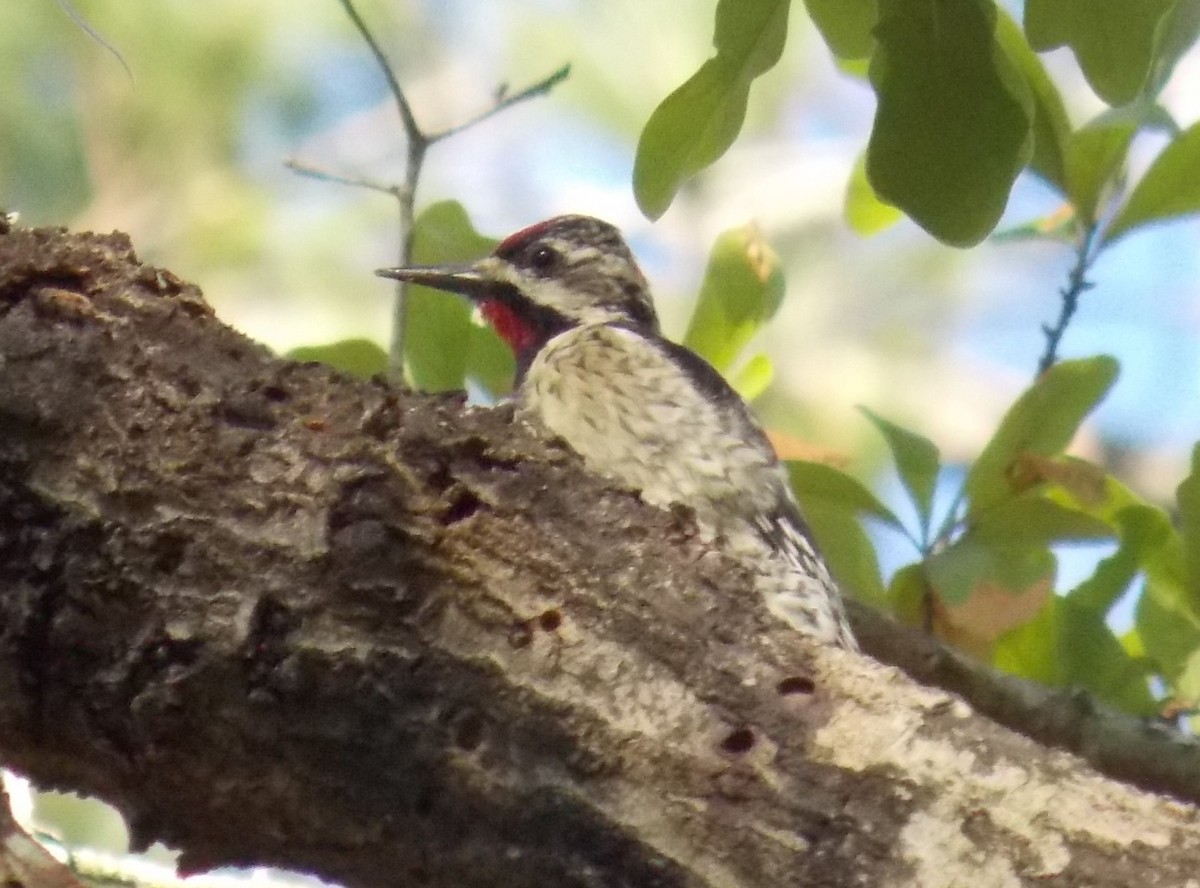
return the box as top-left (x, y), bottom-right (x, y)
top-left (377, 215), bottom-right (660, 360)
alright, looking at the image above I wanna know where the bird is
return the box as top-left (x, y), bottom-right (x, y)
top-left (377, 215), bottom-right (856, 649)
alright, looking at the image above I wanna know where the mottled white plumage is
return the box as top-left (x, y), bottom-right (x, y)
top-left (378, 215), bottom-right (857, 649)
top-left (523, 322), bottom-right (856, 649)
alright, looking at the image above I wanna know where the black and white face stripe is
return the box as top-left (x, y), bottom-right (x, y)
top-left (376, 215), bottom-right (662, 353)
top-left (489, 215), bottom-right (660, 333)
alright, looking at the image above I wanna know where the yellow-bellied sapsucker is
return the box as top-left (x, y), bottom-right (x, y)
top-left (378, 215), bottom-right (856, 649)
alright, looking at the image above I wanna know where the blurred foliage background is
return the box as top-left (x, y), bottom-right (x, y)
top-left (4, 0), bottom-right (1200, 876)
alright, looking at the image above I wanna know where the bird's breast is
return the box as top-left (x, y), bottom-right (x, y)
top-left (517, 325), bottom-right (783, 524)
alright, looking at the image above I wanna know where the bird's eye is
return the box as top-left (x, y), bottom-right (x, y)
top-left (528, 245), bottom-right (561, 272)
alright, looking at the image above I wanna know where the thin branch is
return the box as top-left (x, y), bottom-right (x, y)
top-left (295, 1), bottom-right (569, 384)
top-left (428, 64), bottom-right (572, 143)
top-left (334, 0), bottom-right (426, 383)
top-left (1037, 224), bottom-right (1099, 376)
top-left (333, 0), bottom-right (423, 143)
top-left (55, 0), bottom-right (134, 83)
top-left (283, 158), bottom-right (406, 201)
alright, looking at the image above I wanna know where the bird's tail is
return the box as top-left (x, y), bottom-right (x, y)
top-left (751, 512), bottom-right (859, 651)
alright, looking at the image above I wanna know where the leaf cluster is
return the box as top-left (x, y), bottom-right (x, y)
top-left (798, 358), bottom-right (1200, 720)
top-left (635, 0), bottom-right (1200, 248)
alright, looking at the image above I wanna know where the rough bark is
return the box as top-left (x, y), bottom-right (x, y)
top-left (1, 225), bottom-right (1199, 888)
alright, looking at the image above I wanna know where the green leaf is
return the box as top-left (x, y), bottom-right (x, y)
top-left (786, 460), bottom-right (904, 531)
top-left (804, 0), bottom-right (878, 60)
top-left (1173, 647), bottom-right (1200, 719)
top-left (410, 199), bottom-right (496, 265)
top-left (1063, 110), bottom-right (1140, 225)
top-left (926, 539), bottom-right (1055, 607)
top-left (1177, 443), bottom-right (1200, 596)
top-left (1066, 505), bottom-right (1171, 614)
top-left (1104, 121), bottom-right (1200, 244)
top-left (683, 224), bottom-right (784, 374)
top-left (866, 0), bottom-right (1033, 246)
top-left (1135, 530), bottom-right (1198, 682)
top-left (1136, 583), bottom-right (1200, 687)
top-left (970, 494), bottom-right (1113, 547)
top-left (1145, 0), bottom-right (1200, 98)
top-left (404, 201), bottom-right (508, 394)
top-left (994, 7), bottom-right (1071, 194)
top-left (401, 287), bottom-right (471, 393)
top-left (860, 408), bottom-right (940, 541)
top-left (802, 499), bottom-right (888, 607)
top-left (466, 324), bottom-right (517, 398)
top-left (634, 0), bottom-right (790, 219)
top-left (996, 596), bottom-right (1156, 715)
top-left (1025, 0), bottom-right (1176, 106)
top-left (1039, 454), bottom-right (1164, 528)
top-left (1054, 603), bottom-right (1154, 715)
top-left (991, 207), bottom-right (1078, 244)
top-left (835, 56), bottom-right (872, 80)
top-left (287, 338), bottom-right (387, 380)
top-left (992, 598), bottom-right (1058, 684)
top-left (730, 353), bottom-right (774, 400)
top-left (786, 461), bottom-right (893, 607)
top-left (965, 356), bottom-right (1119, 515)
top-left (844, 152), bottom-right (903, 235)
top-left (887, 562), bottom-right (929, 626)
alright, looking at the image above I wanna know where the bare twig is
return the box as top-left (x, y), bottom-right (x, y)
top-left (284, 158), bottom-right (406, 202)
top-left (429, 64), bottom-right (572, 143)
top-left (287, 0), bottom-right (570, 384)
top-left (55, 0), bottom-right (134, 83)
top-left (334, 0), bottom-right (422, 141)
top-left (333, 0), bottom-right (426, 383)
top-left (1037, 223), bottom-right (1099, 376)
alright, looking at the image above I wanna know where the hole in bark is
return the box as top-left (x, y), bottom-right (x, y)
top-left (178, 374), bottom-right (201, 398)
top-left (440, 489), bottom-right (481, 525)
top-left (244, 594), bottom-right (298, 673)
top-left (538, 608), bottom-right (562, 632)
top-left (220, 395), bottom-right (277, 430)
top-left (453, 710), bottom-right (486, 751)
top-left (776, 676), bottom-right (815, 696)
top-left (261, 384), bottom-right (289, 402)
top-left (426, 463), bottom-right (454, 492)
top-left (152, 533), bottom-right (188, 574)
top-left (720, 727), bottom-right (756, 755)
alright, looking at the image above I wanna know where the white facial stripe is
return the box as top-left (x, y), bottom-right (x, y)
top-left (567, 245), bottom-right (603, 264)
top-left (527, 279), bottom-right (628, 324)
top-left (476, 256), bottom-right (522, 285)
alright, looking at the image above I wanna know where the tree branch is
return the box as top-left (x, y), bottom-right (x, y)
top-left (293, 0), bottom-right (568, 383)
top-left (1037, 223), bottom-right (1098, 375)
top-left (1, 225), bottom-right (1199, 887)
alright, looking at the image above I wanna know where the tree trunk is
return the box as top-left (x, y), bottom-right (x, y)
top-left (0, 225), bottom-right (1197, 888)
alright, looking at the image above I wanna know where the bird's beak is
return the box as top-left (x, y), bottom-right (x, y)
top-left (375, 263), bottom-right (494, 301)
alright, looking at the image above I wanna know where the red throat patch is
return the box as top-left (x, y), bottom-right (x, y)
top-left (480, 299), bottom-right (538, 355)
